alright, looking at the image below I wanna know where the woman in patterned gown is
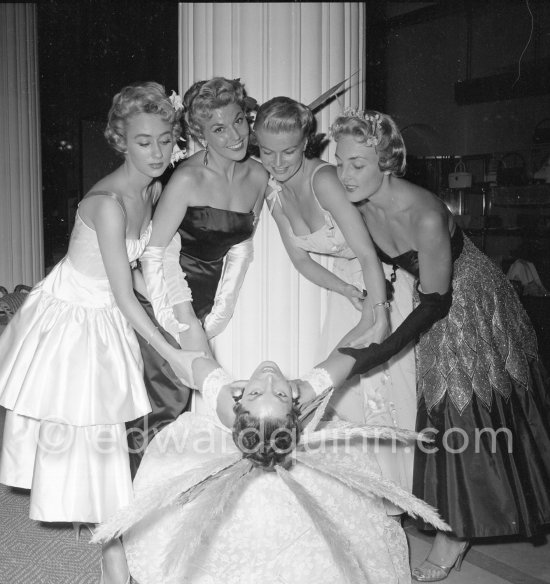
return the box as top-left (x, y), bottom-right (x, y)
top-left (94, 316), bottom-right (449, 584)
top-left (0, 82), bottom-right (199, 584)
top-left (127, 78), bottom-right (268, 472)
top-left (332, 109), bottom-right (550, 581)
top-left (252, 96), bottom-right (417, 510)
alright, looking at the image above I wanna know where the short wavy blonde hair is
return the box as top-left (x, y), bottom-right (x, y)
top-left (330, 110), bottom-right (406, 177)
top-left (104, 81), bottom-right (182, 154)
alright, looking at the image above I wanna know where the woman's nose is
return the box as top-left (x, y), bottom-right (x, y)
top-left (152, 142), bottom-right (163, 158)
top-left (275, 152), bottom-right (283, 166)
top-left (340, 165), bottom-right (352, 182)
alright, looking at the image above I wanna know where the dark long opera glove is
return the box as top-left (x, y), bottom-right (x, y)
top-left (339, 288), bottom-right (453, 377)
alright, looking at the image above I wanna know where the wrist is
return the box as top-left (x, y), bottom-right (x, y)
top-left (336, 281), bottom-right (350, 296)
top-left (371, 304), bottom-right (390, 325)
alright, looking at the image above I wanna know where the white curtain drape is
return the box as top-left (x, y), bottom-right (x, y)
top-left (179, 2), bottom-right (365, 378)
top-left (0, 4), bottom-right (43, 290)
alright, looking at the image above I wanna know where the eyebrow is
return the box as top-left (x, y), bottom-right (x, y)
top-left (342, 155), bottom-right (366, 161)
top-left (261, 144), bottom-right (299, 152)
top-left (133, 131), bottom-right (172, 139)
top-left (245, 391), bottom-right (288, 403)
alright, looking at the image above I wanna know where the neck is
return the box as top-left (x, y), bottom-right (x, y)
top-left (208, 149), bottom-right (241, 181)
top-left (282, 155), bottom-right (307, 191)
top-left (120, 162), bottom-right (155, 199)
top-left (354, 173), bottom-right (392, 210)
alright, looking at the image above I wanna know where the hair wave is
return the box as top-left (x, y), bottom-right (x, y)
top-left (104, 81), bottom-right (182, 154)
top-left (330, 110), bottom-right (407, 176)
top-left (183, 77), bottom-right (256, 142)
top-left (232, 402), bottom-right (301, 470)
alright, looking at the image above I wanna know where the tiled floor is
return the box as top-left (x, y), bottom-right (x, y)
top-left (406, 522), bottom-right (550, 583)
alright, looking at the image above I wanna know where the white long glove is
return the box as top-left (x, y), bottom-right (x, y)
top-left (162, 233), bottom-right (193, 308)
top-left (140, 234), bottom-right (192, 341)
top-left (203, 237), bottom-right (254, 340)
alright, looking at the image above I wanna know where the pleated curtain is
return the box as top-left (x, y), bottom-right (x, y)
top-left (178, 2), bottom-right (365, 378)
top-left (0, 3), bottom-right (43, 290)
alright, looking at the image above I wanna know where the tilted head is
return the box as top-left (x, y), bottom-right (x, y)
top-left (253, 97), bottom-right (324, 182)
top-left (330, 109), bottom-right (406, 177)
top-left (104, 81), bottom-right (182, 155)
top-left (254, 96), bottom-right (315, 144)
top-left (183, 77), bottom-right (255, 142)
top-left (231, 361), bottom-right (302, 470)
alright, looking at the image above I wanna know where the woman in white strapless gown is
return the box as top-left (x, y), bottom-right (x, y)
top-left (252, 97), bottom-right (417, 503)
top-left (0, 82), bottom-right (196, 584)
top-left (93, 324), bottom-right (448, 584)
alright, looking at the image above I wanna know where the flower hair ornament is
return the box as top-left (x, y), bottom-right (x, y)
top-left (168, 90), bottom-right (187, 166)
top-left (339, 107), bottom-right (382, 147)
top-left (92, 370), bottom-right (450, 584)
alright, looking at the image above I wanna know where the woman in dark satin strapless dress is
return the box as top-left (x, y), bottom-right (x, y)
top-left (331, 110), bottom-right (550, 582)
top-left (127, 77), bottom-right (267, 476)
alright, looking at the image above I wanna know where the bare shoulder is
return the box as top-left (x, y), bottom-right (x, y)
top-left (312, 161), bottom-right (340, 187)
top-left (311, 161), bottom-right (347, 205)
top-left (243, 156), bottom-right (269, 187)
top-left (164, 158), bottom-right (203, 197)
top-left (79, 189), bottom-right (125, 231)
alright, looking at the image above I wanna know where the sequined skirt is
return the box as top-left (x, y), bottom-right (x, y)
top-left (413, 236), bottom-right (550, 537)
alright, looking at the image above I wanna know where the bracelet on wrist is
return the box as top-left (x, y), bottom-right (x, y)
top-left (373, 301), bottom-right (391, 310)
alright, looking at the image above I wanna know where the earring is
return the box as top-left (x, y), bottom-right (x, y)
top-left (203, 142), bottom-right (209, 167)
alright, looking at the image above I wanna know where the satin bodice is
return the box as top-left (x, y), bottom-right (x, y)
top-left (374, 227), bottom-right (464, 279)
top-left (266, 169), bottom-right (355, 260)
top-left (67, 212), bottom-right (152, 279)
top-left (177, 206), bottom-right (255, 319)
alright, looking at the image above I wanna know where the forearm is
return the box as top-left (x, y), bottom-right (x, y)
top-left (358, 255), bottom-right (388, 318)
top-left (340, 288), bottom-right (453, 376)
top-left (293, 255), bottom-right (349, 295)
top-left (204, 237), bottom-right (254, 339)
top-left (114, 289), bottom-right (178, 361)
top-left (178, 317), bottom-right (213, 358)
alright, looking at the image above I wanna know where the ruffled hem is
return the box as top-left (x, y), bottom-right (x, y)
top-left (413, 357), bottom-right (550, 538)
top-left (0, 411), bottom-right (133, 523)
top-left (0, 261), bottom-right (151, 425)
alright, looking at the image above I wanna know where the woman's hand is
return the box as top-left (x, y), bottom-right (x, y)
top-left (341, 283), bottom-right (366, 311)
top-left (165, 347), bottom-right (207, 389)
top-left (345, 315), bottom-right (389, 349)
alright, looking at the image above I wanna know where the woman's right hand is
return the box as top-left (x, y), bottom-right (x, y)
top-left (341, 283), bottom-right (366, 311)
top-left (165, 346), bottom-right (206, 389)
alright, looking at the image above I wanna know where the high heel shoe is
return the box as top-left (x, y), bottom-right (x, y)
top-left (412, 540), bottom-right (470, 582)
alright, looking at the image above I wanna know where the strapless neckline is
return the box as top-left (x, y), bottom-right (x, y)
top-left (75, 211), bottom-right (151, 242)
top-left (187, 205), bottom-right (254, 217)
top-left (374, 226), bottom-right (462, 263)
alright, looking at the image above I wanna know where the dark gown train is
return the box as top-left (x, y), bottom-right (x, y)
top-left (127, 206), bottom-right (255, 476)
top-left (375, 228), bottom-right (550, 539)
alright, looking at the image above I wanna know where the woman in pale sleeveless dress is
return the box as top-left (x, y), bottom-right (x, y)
top-left (252, 97), bottom-right (417, 506)
top-left (0, 82), bottom-right (196, 584)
